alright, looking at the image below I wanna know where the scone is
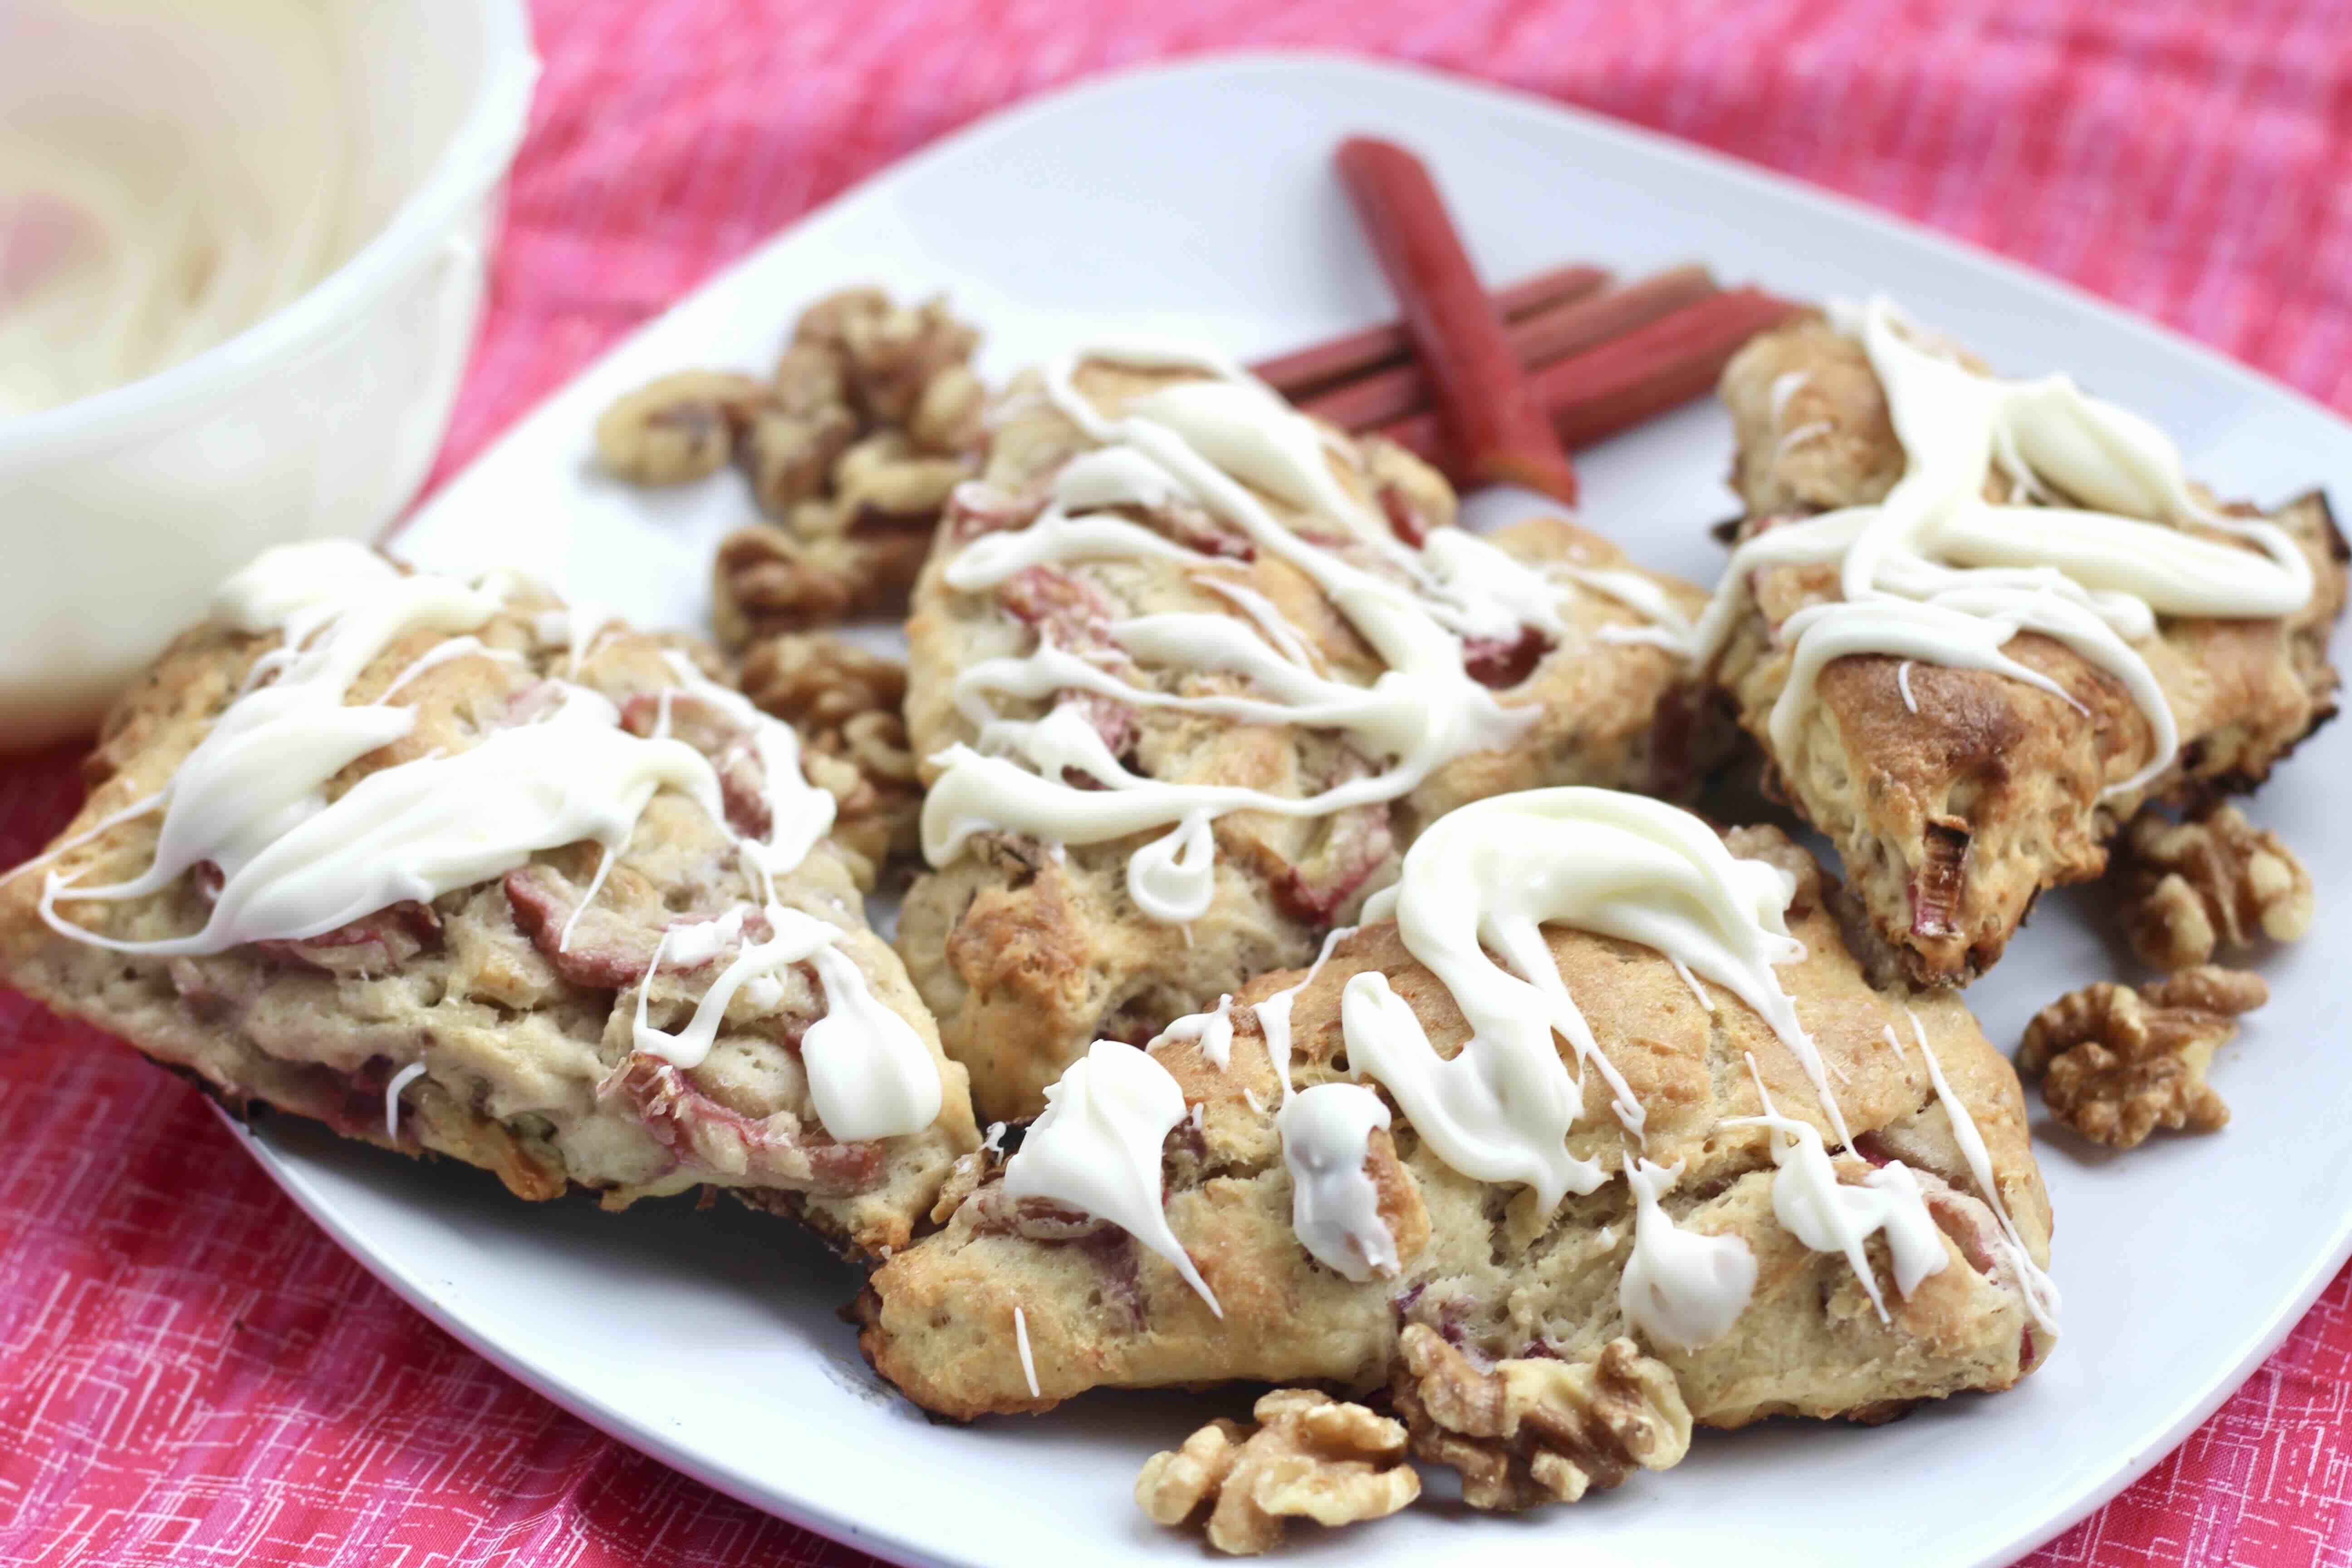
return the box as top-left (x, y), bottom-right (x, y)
top-left (1700, 299), bottom-right (2345, 985)
top-left (900, 343), bottom-right (1713, 1121)
top-left (0, 542), bottom-right (978, 1257)
top-left (859, 789), bottom-right (2054, 1436)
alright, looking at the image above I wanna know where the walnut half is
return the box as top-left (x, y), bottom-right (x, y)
top-left (2017, 966), bottom-right (2267, 1148)
top-left (1390, 1325), bottom-right (1692, 1511)
top-left (2119, 805), bottom-right (2314, 971)
top-left (1136, 1389), bottom-right (1420, 1556)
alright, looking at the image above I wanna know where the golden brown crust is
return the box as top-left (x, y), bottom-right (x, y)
top-left (897, 363), bottom-right (1712, 1122)
top-left (1710, 318), bottom-right (2346, 985)
top-left (0, 578), bottom-right (977, 1256)
top-left (858, 826), bottom-right (2053, 1426)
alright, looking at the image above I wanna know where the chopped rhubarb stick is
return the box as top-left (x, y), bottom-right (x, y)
top-left (1299, 264), bottom-right (1720, 432)
top-left (1249, 262), bottom-right (1609, 401)
top-left (1378, 289), bottom-right (1804, 473)
top-left (1333, 136), bottom-right (1582, 505)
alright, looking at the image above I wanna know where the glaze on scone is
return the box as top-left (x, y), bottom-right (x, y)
top-left (1705, 308), bottom-right (2345, 985)
top-left (0, 549), bottom-right (977, 1256)
top-left (858, 810), bottom-right (2053, 1428)
top-left (900, 352), bottom-right (1712, 1121)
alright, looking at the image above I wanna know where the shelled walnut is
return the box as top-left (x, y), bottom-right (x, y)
top-left (1389, 1325), bottom-right (1691, 1511)
top-left (2017, 966), bottom-right (2267, 1148)
top-left (596, 287), bottom-right (984, 640)
top-left (2117, 804), bottom-right (2314, 970)
top-left (1136, 1389), bottom-right (1420, 1556)
top-left (739, 632), bottom-right (920, 889)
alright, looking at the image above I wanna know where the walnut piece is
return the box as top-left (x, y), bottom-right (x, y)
top-left (795, 288), bottom-right (981, 430)
top-left (739, 633), bottom-right (919, 887)
top-left (712, 529), bottom-right (901, 644)
top-left (2119, 805), bottom-right (2315, 970)
top-left (1390, 1325), bottom-right (1691, 1511)
top-left (1136, 1389), bottom-right (1420, 1556)
top-left (2017, 966), bottom-right (2267, 1148)
top-left (601, 288), bottom-right (984, 637)
top-left (594, 371), bottom-right (765, 484)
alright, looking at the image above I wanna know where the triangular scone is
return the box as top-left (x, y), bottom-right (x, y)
top-left (858, 804), bottom-right (2053, 1431)
top-left (899, 351), bottom-right (1712, 1122)
top-left (1706, 308), bottom-right (2345, 985)
top-left (0, 545), bottom-right (977, 1257)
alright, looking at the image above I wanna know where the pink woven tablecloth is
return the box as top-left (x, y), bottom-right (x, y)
top-left (6, 2), bottom-right (2352, 1563)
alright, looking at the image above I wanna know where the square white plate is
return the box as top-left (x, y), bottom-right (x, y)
top-left (229, 50), bottom-right (2351, 1568)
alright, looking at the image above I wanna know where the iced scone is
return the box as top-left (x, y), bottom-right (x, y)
top-left (0, 543), bottom-right (977, 1256)
top-left (1701, 300), bottom-right (2344, 984)
top-left (859, 791), bottom-right (2055, 1469)
top-left (900, 343), bottom-right (1714, 1121)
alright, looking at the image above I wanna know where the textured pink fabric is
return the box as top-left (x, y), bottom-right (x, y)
top-left (5, 2), bottom-right (2352, 1563)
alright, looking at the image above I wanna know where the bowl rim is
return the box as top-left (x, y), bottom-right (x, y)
top-left (0, 0), bottom-right (539, 465)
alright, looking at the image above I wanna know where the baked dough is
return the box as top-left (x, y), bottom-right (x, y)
top-left (0, 571), bottom-right (977, 1256)
top-left (1710, 317), bottom-right (2345, 984)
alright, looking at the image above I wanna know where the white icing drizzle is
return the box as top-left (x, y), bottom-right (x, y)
top-left (922, 340), bottom-right (1671, 921)
top-left (1013, 1305), bottom-right (1041, 1398)
top-left (1882, 1023), bottom-right (1910, 1062)
top-left (1150, 992), bottom-right (1235, 1068)
top-left (1000, 1040), bottom-right (1220, 1315)
top-left (1255, 925), bottom-right (1355, 1098)
top-left (1907, 1010), bottom-right (2060, 1333)
top-left (1724, 1060), bottom-right (1946, 1322)
top-left (1768, 369), bottom-right (1809, 427)
top-left (1777, 420), bottom-right (1831, 457)
top-left (1277, 1082), bottom-right (1401, 1281)
top-left (980, 1120), bottom-right (1008, 1155)
top-left (629, 906), bottom-right (941, 1141)
top-left (384, 1061), bottom-right (427, 1143)
top-left (1696, 296), bottom-right (2313, 797)
top-left (1551, 564), bottom-right (1698, 654)
top-left (1896, 659), bottom-right (1919, 713)
top-left (32, 540), bottom-right (935, 1145)
top-left (1125, 809), bottom-right (1216, 923)
top-left (1618, 1159), bottom-right (1757, 1350)
top-left (1338, 789), bottom-right (1841, 1208)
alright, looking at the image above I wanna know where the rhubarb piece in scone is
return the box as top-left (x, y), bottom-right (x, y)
top-left (1699, 300), bottom-right (2345, 985)
top-left (0, 543), bottom-right (976, 1256)
top-left (897, 342), bottom-right (1711, 1122)
top-left (858, 791), bottom-right (2056, 1450)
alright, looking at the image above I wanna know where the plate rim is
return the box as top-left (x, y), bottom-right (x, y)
top-left (309, 44), bottom-right (2352, 1568)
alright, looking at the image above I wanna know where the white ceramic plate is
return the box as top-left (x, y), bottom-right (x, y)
top-left (226, 51), bottom-right (2351, 1568)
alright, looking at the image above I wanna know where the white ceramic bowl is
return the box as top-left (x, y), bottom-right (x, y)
top-left (0, 0), bottom-right (537, 750)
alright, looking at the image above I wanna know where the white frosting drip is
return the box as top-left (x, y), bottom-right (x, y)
top-left (1618, 1159), bottom-right (1757, 1350)
top-left (1000, 1040), bottom-right (1220, 1314)
top-left (1013, 1305), bottom-right (1040, 1398)
top-left (1908, 1010), bottom-right (2060, 1333)
top-left (1125, 809), bottom-right (1216, 923)
top-left (1151, 993), bottom-right (1235, 1068)
top-left (34, 540), bottom-right (935, 1145)
top-left (1896, 660), bottom-right (1919, 713)
top-left (1277, 1082), bottom-right (1401, 1281)
top-left (921, 339), bottom-right (1665, 920)
top-left (1725, 1062), bottom-right (1946, 1322)
top-left (1554, 565), bottom-right (1698, 654)
top-left (1255, 925), bottom-right (1354, 1098)
top-left (629, 905), bottom-right (941, 1142)
top-left (1698, 296), bottom-right (2314, 796)
top-left (1339, 789), bottom-right (1842, 1208)
top-left (384, 1061), bottom-right (427, 1143)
